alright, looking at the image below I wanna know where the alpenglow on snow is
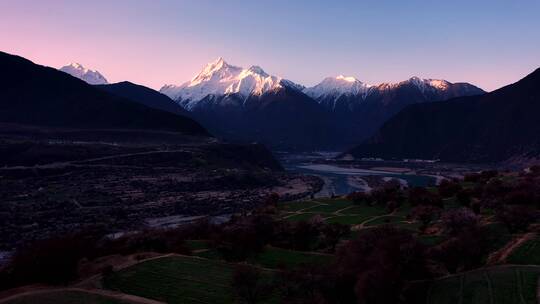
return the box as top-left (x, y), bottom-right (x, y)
top-left (59, 63), bottom-right (108, 85)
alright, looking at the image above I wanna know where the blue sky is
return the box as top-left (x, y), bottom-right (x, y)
top-left (1, 0), bottom-right (539, 91)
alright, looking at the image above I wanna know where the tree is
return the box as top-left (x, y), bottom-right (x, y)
top-left (335, 227), bottom-right (428, 304)
top-left (456, 189), bottom-right (472, 207)
top-left (232, 265), bottom-right (273, 304)
top-left (441, 208), bottom-right (478, 236)
top-left (496, 205), bottom-right (537, 232)
top-left (291, 221), bottom-right (320, 251)
top-left (370, 182), bottom-right (406, 207)
top-left (410, 205), bottom-right (441, 233)
top-left (319, 223), bottom-right (350, 252)
top-left (438, 179), bottom-right (462, 198)
top-left (216, 216), bottom-right (273, 261)
top-left (408, 187), bottom-right (443, 207)
top-left (346, 192), bottom-right (371, 205)
top-left (429, 230), bottom-right (486, 273)
top-left (9, 235), bottom-right (90, 285)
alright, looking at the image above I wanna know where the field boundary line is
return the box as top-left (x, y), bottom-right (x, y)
top-left (0, 287), bottom-right (165, 304)
top-left (484, 270), bottom-right (494, 304)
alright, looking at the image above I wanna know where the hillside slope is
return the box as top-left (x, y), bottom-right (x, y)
top-left (96, 81), bottom-right (191, 117)
top-left (0, 51), bottom-right (209, 137)
top-left (348, 68), bottom-right (540, 163)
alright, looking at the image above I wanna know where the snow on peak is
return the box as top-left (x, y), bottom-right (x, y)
top-left (59, 63), bottom-right (108, 85)
top-left (375, 77), bottom-right (452, 92)
top-left (160, 58), bottom-right (299, 109)
top-left (336, 75), bottom-right (358, 82)
top-left (303, 75), bottom-right (372, 100)
top-left (405, 77), bottom-right (451, 93)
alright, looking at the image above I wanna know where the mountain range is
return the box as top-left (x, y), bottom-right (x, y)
top-left (158, 58), bottom-right (484, 149)
top-left (2, 51), bottom-right (540, 164)
top-left (347, 67), bottom-right (540, 163)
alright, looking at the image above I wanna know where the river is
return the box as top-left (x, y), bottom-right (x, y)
top-left (279, 152), bottom-right (436, 197)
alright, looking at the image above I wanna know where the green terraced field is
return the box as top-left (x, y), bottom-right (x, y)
top-left (423, 266), bottom-right (540, 304)
top-left (280, 198), bottom-right (395, 226)
top-left (248, 246), bottom-right (333, 269)
top-left (338, 205), bottom-right (387, 216)
top-left (192, 245), bottom-right (333, 270)
top-left (283, 212), bottom-right (327, 222)
top-left (302, 200), bottom-right (353, 213)
top-left (4, 291), bottom-right (128, 304)
top-left (325, 215), bottom-right (370, 225)
top-left (103, 256), bottom-right (238, 304)
top-left (279, 200), bottom-right (321, 212)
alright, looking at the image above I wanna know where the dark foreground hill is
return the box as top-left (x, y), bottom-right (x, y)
top-left (348, 68), bottom-right (540, 163)
top-left (0, 51), bottom-right (209, 137)
top-left (96, 81), bottom-right (192, 117)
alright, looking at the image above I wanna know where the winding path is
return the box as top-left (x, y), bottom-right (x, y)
top-left (0, 287), bottom-right (165, 304)
top-left (486, 232), bottom-right (536, 265)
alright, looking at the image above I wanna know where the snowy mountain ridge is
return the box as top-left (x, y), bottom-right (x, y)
top-left (305, 75), bottom-right (462, 102)
top-left (59, 63), bottom-right (108, 85)
top-left (160, 58), bottom-right (300, 110)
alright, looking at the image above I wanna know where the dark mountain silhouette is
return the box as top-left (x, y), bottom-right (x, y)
top-left (96, 81), bottom-right (191, 117)
top-left (189, 86), bottom-right (341, 150)
top-left (0, 51), bottom-right (209, 137)
top-left (348, 68), bottom-right (540, 163)
top-left (312, 80), bottom-right (484, 145)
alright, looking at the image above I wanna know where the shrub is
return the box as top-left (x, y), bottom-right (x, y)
top-left (438, 179), bottom-right (462, 198)
top-left (410, 205), bottom-right (441, 232)
top-left (441, 208), bottom-right (478, 236)
top-left (408, 187), bottom-right (443, 207)
top-left (496, 205), bottom-right (537, 232)
top-left (370, 182), bottom-right (406, 206)
top-left (336, 227), bottom-right (428, 304)
top-left (9, 235), bottom-right (91, 285)
top-left (232, 265), bottom-right (274, 304)
top-left (456, 189), bottom-right (472, 206)
top-left (429, 229), bottom-right (487, 273)
top-left (346, 191), bottom-right (371, 205)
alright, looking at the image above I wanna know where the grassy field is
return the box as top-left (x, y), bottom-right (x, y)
top-left (278, 198), bottom-right (426, 233)
top-left (103, 255), bottom-right (276, 304)
top-left (189, 244), bottom-right (333, 269)
top-left (248, 246), bottom-right (333, 269)
top-left (421, 266), bottom-right (540, 304)
top-left (507, 235), bottom-right (540, 265)
top-left (279, 198), bottom-right (395, 226)
top-left (4, 291), bottom-right (128, 304)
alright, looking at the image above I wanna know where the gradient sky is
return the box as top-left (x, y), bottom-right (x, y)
top-left (1, 0), bottom-right (539, 91)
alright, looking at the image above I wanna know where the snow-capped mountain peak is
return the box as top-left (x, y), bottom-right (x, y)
top-left (303, 75), bottom-right (372, 100)
top-left (160, 58), bottom-right (301, 110)
top-left (407, 76), bottom-right (451, 92)
top-left (59, 63), bottom-right (108, 85)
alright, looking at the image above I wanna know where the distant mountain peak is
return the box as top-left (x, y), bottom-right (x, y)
top-left (305, 74), bottom-right (484, 114)
top-left (303, 75), bottom-right (371, 100)
top-left (160, 58), bottom-right (301, 110)
top-left (68, 62), bottom-right (84, 70)
top-left (405, 77), bottom-right (451, 92)
top-left (59, 62), bottom-right (108, 85)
